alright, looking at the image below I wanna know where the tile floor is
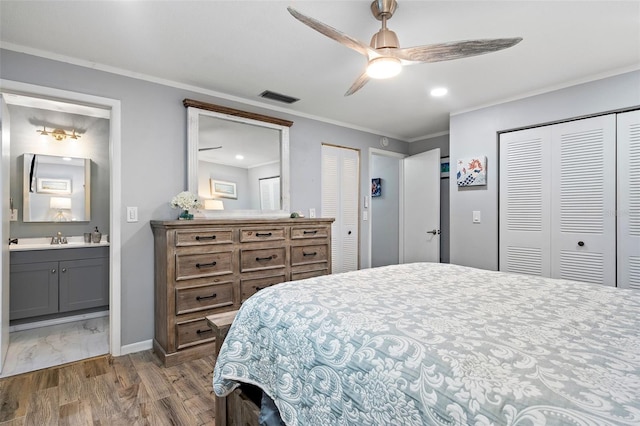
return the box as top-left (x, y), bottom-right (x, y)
top-left (0, 316), bottom-right (109, 378)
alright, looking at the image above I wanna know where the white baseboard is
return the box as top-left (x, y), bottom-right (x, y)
top-left (10, 310), bottom-right (109, 333)
top-left (120, 339), bottom-right (153, 355)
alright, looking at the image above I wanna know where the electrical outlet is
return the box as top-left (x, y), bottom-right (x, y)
top-left (127, 206), bottom-right (138, 223)
top-left (9, 209), bottom-right (18, 221)
top-left (309, 208), bottom-right (316, 218)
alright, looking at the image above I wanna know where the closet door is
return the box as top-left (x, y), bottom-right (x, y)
top-left (321, 145), bottom-right (359, 273)
top-left (499, 127), bottom-right (552, 276)
top-left (617, 110), bottom-right (640, 290)
top-left (550, 115), bottom-right (616, 286)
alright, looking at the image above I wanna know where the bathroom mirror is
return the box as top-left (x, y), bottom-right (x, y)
top-left (185, 99), bottom-right (292, 217)
top-left (22, 153), bottom-right (91, 222)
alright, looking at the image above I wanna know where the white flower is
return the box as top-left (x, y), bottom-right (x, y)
top-left (170, 191), bottom-right (201, 211)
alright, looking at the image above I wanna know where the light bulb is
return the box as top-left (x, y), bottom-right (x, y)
top-left (366, 57), bottom-right (402, 79)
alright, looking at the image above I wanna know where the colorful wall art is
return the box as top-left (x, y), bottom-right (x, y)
top-left (457, 156), bottom-right (487, 186)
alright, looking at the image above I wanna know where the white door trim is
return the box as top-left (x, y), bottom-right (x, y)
top-left (0, 79), bottom-right (122, 356)
top-left (368, 148), bottom-right (406, 269)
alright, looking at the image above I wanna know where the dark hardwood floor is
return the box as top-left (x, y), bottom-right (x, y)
top-left (0, 350), bottom-right (218, 425)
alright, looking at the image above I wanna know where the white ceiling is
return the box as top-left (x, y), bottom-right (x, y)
top-left (1, 1), bottom-right (639, 142)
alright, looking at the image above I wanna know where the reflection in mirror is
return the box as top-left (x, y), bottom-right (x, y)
top-left (23, 153), bottom-right (91, 222)
top-left (185, 100), bottom-right (292, 217)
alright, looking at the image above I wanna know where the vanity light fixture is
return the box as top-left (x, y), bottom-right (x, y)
top-left (37, 126), bottom-right (81, 141)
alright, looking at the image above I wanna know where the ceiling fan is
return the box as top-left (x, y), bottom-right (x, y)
top-left (287, 0), bottom-right (522, 96)
top-left (199, 145), bottom-right (222, 151)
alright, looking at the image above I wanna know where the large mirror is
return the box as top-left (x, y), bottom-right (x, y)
top-left (185, 99), bottom-right (292, 217)
top-left (23, 153), bottom-right (91, 222)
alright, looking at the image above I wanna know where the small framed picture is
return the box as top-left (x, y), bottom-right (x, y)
top-left (371, 178), bottom-right (381, 197)
top-left (210, 179), bottom-right (237, 199)
top-left (37, 178), bottom-right (71, 194)
top-left (440, 157), bottom-right (450, 178)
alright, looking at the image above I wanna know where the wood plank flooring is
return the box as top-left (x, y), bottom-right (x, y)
top-left (0, 350), bottom-right (218, 425)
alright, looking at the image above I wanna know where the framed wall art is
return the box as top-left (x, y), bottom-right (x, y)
top-left (456, 156), bottom-right (487, 187)
top-left (210, 179), bottom-right (238, 199)
top-left (371, 178), bottom-right (381, 197)
top-left (36, 177), bottom-right (71, 194)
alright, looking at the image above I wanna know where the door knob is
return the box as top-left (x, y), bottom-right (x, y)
top-left (427, 229), bottom-right (441, 235)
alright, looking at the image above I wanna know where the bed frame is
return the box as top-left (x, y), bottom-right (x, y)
top-left (207, 311), bottom-right (262, 426)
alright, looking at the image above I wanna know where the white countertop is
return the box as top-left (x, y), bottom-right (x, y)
top-left (9, 236), bottom-right (110, 251)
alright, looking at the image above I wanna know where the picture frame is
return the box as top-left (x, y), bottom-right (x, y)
top-left (440, 157), bottom-right (450, 178)
top-left (36, 177), bottom-right (71, 194)
top-left (210, 179), bottom-right (237, 199)
top-left (457, 156), bottom-right (487, 187)
top-left (371, 178), bottom-right (381, 197)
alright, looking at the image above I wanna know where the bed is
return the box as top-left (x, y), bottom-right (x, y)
top-left (213, 262), bottom-right (640, 425)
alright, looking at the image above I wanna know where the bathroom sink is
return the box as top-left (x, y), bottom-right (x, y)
top-left (9, 236), bottom-right (109, 251)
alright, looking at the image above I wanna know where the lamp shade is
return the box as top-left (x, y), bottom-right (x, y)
top-left (204, 199), bottom-right (224, 210)
top-left (50, 197), bottom-right (71, 210)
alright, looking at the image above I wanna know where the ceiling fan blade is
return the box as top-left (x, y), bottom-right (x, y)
top-left (199, 146), bottom-right (222, 151)
top-left (287, 7), bottom-right (375, 58)
top-left (394, 38), bottom-right (523, 63)
top-left (344, 72), bottom-right (371, 96)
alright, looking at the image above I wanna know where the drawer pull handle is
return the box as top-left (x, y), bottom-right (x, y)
top-left (195, 235), bottom-right (217, 241)
top-left (303, 230), bottom-right (318, 235)
top-left (256, 256), bottom-right (274, 261)
top-left (303, 251), bottom-right (317, 257)
top-left (51, 269), bottom-right (56, 274)
top-left (196, 329), bottom-right (213, 335)
top-left (195, 261), bottom-right (217, 268)
top-left (196, 293), bottom-right (217, 301)
top-left (256, 232), bottom-right (272, 237)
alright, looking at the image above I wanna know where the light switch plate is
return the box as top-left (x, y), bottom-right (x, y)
top-left (10, 209), bottom-right (18, 221)
top-left (473, 210), bottom-right (481, 223)
top-left (309, 208), bottom-right (316, 218)
top-left (363, 211), bottom-right (368, 221)
top-left (127, 206), bottom-right (138, 223)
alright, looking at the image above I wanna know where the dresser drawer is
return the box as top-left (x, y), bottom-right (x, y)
top-left (291, 244), bottom-right (329, 266)
top-left (240, 274), bottom-right (286, 302)
top-left (292, 269), bottom-right (328, 281)
top-left (176, 318), bottom-right (216, 349)
top-left (175, 251), bottom-right (233, 280)
top-left (291, 226), bottom-right (329, 240)
top-left (240, 247), bottom-right (286, 272)
top-left (176, 281), bottom-right (234, 315)
top-left (175, 229), bottom-right (233, 246)
top-left (240, 228), bottom-right (285, 243)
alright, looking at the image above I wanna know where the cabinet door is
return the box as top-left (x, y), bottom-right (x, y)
top-left (10, 261), bottom-right (59, 320)
top-left (59, 258), bottom-right (109, 312)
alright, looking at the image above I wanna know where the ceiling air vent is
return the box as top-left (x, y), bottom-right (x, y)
top-left (259, 90), bottom-right (299, 104)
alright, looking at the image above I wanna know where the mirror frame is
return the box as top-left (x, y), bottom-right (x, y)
top-left (184, 99), bottom-right (293, 217)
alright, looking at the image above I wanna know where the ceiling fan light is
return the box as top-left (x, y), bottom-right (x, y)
top-left (366, 57), bottom-right (402, 79)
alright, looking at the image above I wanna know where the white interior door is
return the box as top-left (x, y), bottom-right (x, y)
top-left (402, 148), bottom-right (440, 264)
top-left (322, 145), bottom-right (359, 273)
top-left (0, 95), bottom-right (11, 373)
top-left (550, 115), bottom-right (616, 286)
top-left (617, 110), bottom-right (640, 290)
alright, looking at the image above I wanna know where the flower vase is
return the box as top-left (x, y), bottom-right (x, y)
top-left (179, 210), bottom-right (194, 220)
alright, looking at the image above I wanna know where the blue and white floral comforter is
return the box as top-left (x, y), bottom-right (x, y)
top-left (213, 263), bottom-right (640, 425)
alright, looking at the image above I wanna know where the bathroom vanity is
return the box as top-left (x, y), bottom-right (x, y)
top-left (9, 240), bottom-right (109, 321)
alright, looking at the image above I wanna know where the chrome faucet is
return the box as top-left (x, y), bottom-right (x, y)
top-left (51, 232), bottom-right (68, 245)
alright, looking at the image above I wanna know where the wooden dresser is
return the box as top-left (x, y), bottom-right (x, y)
top-left (150, 217), bottom-right (333, 366)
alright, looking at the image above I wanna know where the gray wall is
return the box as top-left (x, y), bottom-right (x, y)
top-left (449, 70), bottom-right (640, 270)
top-left (371, 154), bottom-right (400, 267)
top-left (8, 104), bottom-right (110, 238)
top-left (1, 49), bottom-right (410, 345)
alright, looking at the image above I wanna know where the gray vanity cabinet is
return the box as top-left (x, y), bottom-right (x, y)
top-left (10, 246), bottom-right (109, 321)
top-left (10, 261), bottom-right (59, 319)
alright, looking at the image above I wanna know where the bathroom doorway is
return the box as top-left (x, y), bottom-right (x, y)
top-left (0, 82), bottom-right (121, 376)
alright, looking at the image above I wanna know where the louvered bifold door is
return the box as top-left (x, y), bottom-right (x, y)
top-left (550, 115), bottom-right (616, 286)
top-left (499, 127), bottom-right (552, 277)
top-left (617, 110), bottom-right (640, 290)
top-left (321, 145), bottom-right (360, 274)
